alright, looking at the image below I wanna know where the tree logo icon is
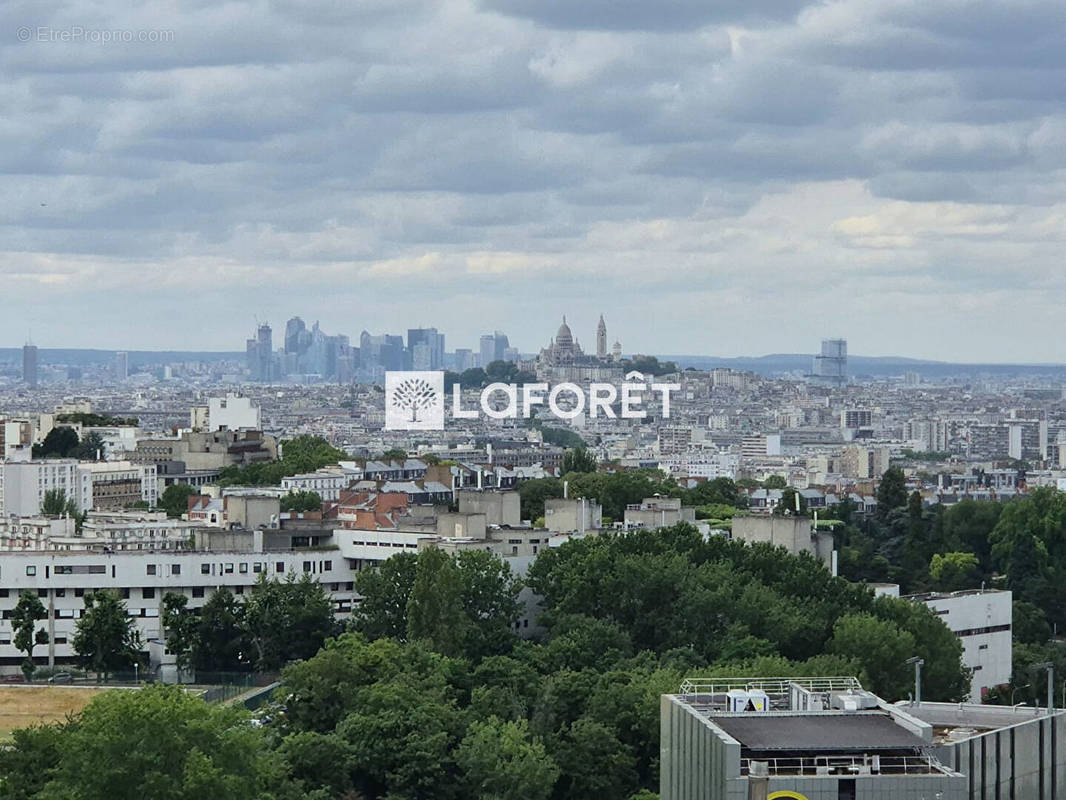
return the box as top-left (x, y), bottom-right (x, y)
top-left (385, 371), bottom-right (445, 430)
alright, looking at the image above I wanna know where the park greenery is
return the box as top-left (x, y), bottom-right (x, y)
top-left (444, 360), bottom-right (539, 391)
top-left (162, 574), bottom-right (339, 673)
top-left (55, 411), bottom-right (138, 427)
top-left (11, 459), bottom-right (1066, 794)
top-left (280, 490), bottom-right (324, 513)
top-left (216, 435), bottom-right (347, 487)
top-left (32, 426), bottom-right (106, 460)
top-left (0, 526), bottom-right (970, 800)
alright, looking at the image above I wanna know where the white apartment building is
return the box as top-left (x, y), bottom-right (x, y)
top-left (912, 589), bottom-right (1013, 703)
top-left (281, 468), bottom-right (354, 501)
top-left (0, 460), bottom-right (80, 516)
top-left (0, 460), bottom-right (158, 516)
top-left (0, 548), bottom-right (356, 670)
top-left (208, 394), bottom-right (261, 431)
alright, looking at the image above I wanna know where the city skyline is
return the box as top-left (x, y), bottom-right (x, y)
top-left (4, 1), bottom-right (1066, 361)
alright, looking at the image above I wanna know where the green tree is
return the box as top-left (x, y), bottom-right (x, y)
top-left (191, 588), bottom-right (248, 673)
top-left (32, 426), bottom-right (80, 458)
top-left (350, 551), bottom-right (419, 640)
top-left (929, 552), bottom-right (980, 592)
top-left (457, 717), bottom-right (559, 800)
top-left (29, 684), bottom-right (283, 800)
top-left (160, 483), bottom-right (198, 518)
top-left (380, 447), bottom-right (408, 462)
top-left (72, 591), bottom-right (142, 680)
top-left (553, 718), bottom-right (639, 800)
top-left (406, 546), bottom-right (469, 657)
top-left (40, 488), bottom-right (77, 517)
top-left (0, 722), bottom-right (67, 800)
top-left (876, 467), bottom-right (908, 519)
top-left (762, 474), bottom-right (787, 490)
top-left (11, 591), bottom-right (48, 681)
top-left (774, 487), bottom-right (808, 516)
top-left (562, 447), bottom-right (597, 475)
top-left (518, 477), bottom-right (564, 521)
top-left (243, 573), bottom-right (337, 671)
top-left (280, 490), bottom-right (322, 513)
top-left (161, 592), bottom-right (196, 670)
top-left (828, 613), bottom-right (916, 700)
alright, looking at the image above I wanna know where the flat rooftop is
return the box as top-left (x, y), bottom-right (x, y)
top-left (714, 712), bottom-right (927, 753)
top-left (897, 701), bottom-right (1062, 744)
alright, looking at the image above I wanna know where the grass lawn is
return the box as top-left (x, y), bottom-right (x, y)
top-left (0, 686), bottom-right (108, 739)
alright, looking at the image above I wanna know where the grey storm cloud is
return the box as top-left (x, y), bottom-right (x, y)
top-left (1, 0), bottom-right (1066, 361)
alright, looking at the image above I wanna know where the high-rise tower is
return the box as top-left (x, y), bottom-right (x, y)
top-left (22, 343), bottom-right (37, 388)
top-left (596, 314), bottom-right (607, 359)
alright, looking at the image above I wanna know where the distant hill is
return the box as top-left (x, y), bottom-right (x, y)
top-left (661, 353), bottom-right (1066, 378)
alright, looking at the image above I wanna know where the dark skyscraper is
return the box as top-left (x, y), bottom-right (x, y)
top-left (22, 344), bottom-right (37, 387)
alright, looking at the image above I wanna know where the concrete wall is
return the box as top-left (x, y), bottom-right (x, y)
top-left (936, 711), bottom-right (1066, 799)
top-left (457, 490), bottom-right (521, 526)
top-left (436, 512), bottom-right (487, 540)
top-left (544, 497), bottom-right (602, 533)
top-left (731, 516), bottom-right (824, 565)
top-left (660, 695), bottom-right (743, 800)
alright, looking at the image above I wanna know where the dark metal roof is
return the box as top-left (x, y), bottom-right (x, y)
top-left (713, 713), bottom-right (926, 753)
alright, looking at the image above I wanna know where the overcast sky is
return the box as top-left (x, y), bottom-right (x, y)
top-left (3, 0), bottom-right (1065, 361)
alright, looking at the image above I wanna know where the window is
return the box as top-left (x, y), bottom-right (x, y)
top-left (146, 564), bottom-right (157, 576)
top-left (303, 561), bottom-right (312, 573)
top-left (143, 588), bottom-right (155, 599)
top-left (192, 587), bottom-right (205, 598)
top-left (222, 563), bottom-right (233, 574)
top-left (0, 589), bottom-right (7, 598)
top-left (201, 563), bottom-right (211, 575)
top-left (323, 561), bottom-right (332, 571)
top-left (53, 636), bottom-right (67, 645)
top-left (239, 563), bottom-right (248, 574)
top-left (55, 588), bottom-right (65, 598)
top-left (253, 562), bottom-right (263, 573)
top-left (25, 566), bottom-right (36, 577)
top-left (121, 588), bottom-right (131, 599)
top-left (276, 562), bottom-right (285, 573)
top-left (512, 546), bottom-right (518, 555)
top-left (172, 564), bottom-right (181, 576)
top-left (235, 585), bottom-right (244, 595)
top-left (978, 644), bottom-right (989, 650)
top-left (345, 582), bottom-right (354, 591)
top-left (74, 588), bottom-right (84, 597)
top-left (37, 589), bottom-right (47, 598)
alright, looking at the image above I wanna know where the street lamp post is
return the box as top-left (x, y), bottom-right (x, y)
top-left (906, 657), bottom-right (925, 706)
top-left (1012, 684), bottom-right (1030, 708)
top-left (1034, 662), bottom-right (1054, 714)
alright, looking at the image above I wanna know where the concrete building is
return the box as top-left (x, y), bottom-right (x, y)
top-left (624, 496), bottom-right (696, 529)
top-left (0, 546), bottom-right (355, 670)
top-left (457, 489), bottom-right (522, 527)
top-left (208, 394), bottom-right (261, 431)
top-left (130, 429), bottom-right (277, 472)
top-left (21, 344), bottom-right (37, 388)
top-left (544, 497), bottom-right (602, 533)
top-left (840, 446), bottom-right (891, 480)
top-left (0, 420), bottom-right (33, 460)
top-left (661, 675), bottom-right (1066, 800)
top-left (113, 351), bottom-right (129, 382)
top-left (909, 589), bottom-right (1013, 703)
top-left (812, 338), bottom-right (847, 386)
top-left (730, 515), bottom-right (835, 571)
